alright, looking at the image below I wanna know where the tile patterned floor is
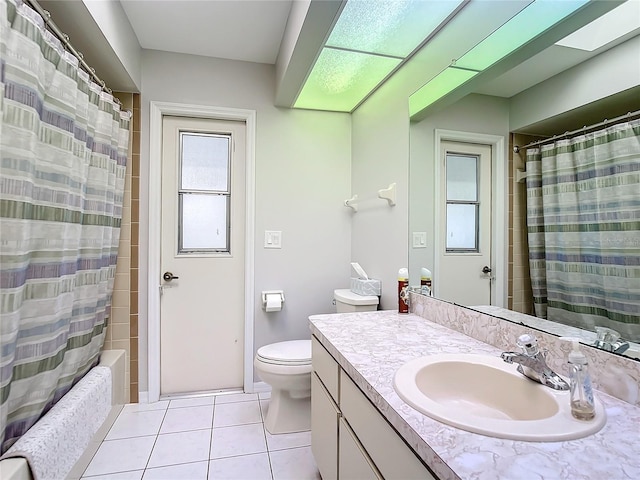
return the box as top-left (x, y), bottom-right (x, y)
top-left (81, 393), bottom-right (320, 480)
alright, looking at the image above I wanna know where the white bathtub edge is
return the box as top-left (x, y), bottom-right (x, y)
top-left (0, 349), bottom-right (127, 480)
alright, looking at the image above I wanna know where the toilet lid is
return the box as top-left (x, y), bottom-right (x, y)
top-left (257, 340), bottom-right (312, 365)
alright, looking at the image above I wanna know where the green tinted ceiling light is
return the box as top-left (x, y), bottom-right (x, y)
top-left (326, 0), bottom-right (465, 57)
top-left (294, 0), bottom-right (464, 112)
top-left (409, 0), bottom-right (589, 117)
top-left (295, 48), bottom-right (401, 112)
top-left (455, 0), bottom-right (589, 71)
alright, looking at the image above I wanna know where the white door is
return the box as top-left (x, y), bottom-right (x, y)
top-left (438, 141), bottom-right (492, 306)
top-left (160, 116), bottom-right (246, 396)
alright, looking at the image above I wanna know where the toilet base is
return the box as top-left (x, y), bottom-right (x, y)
top-left (264, 388), bottom-right (311, 434)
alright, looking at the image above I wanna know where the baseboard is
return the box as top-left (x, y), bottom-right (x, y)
top-left (252, 382), bottom-right (271, 394)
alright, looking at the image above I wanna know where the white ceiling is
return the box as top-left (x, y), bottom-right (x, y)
top-left (119, 0), bottom-right (293, 64)
top-left (117, 0), bottom-right (639, 101)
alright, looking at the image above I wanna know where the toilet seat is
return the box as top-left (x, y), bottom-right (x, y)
top-left (256, 340), bottom-right (311, 366)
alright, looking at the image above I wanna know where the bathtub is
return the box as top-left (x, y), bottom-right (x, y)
top-left (0, 350), bottom-right (127, 480)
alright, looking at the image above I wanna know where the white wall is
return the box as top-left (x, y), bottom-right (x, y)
top-left (509, 35), bottom-right (640, 131)
top-left (138, 50), bottom-right (352, 392)
top-left (350, 86), bottom-right (410, 310)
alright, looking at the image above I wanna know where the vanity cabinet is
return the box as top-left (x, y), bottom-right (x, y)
top-left (311, 336), bottom-right (436, 480)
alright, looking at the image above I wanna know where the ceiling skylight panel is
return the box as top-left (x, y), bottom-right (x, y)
top-left (556, 0), bottom-right (640, 51)
top-left (294, 48), bottom-right (401, 112)
top-left (454, 0), bottom-right (589, 71)
top-left (326, 0), bottom-right (465, 58)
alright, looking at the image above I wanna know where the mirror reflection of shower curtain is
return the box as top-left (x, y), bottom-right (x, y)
top-left (525, 119), bottom-right (640, 342)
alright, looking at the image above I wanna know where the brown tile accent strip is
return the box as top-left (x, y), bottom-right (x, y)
top-left (129, 93), bottom-right (141, 403)
top-left (108, 91), bottom-right (140, 403)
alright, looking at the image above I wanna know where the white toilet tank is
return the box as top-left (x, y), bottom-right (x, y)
top-left (334, 289), bottom-right (379, 313)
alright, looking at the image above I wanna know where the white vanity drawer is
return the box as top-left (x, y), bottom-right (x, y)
top-left (311, 373), bottom-right (339, 480)
top-left (312, 336), bottom-right (339, 402)
top-left (339, 417), bottom-right (381, 480)
top-left (340, 370), bottom-right (435, 480)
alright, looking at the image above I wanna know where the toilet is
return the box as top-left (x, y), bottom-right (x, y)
top-left (255, 289), bottom-right (379, 434)
top-left (333, 289), bottom-right (379, 313)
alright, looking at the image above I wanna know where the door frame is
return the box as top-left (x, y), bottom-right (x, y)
top-left (434, 129), bottom-right (507, 307)
top-left (148, 101), bottom-right (256, 402)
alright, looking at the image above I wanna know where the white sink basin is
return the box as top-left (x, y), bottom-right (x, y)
top-left (393, 354), bottom-right (606, 441)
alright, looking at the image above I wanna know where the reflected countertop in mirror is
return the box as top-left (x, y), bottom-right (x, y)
top-left (463, 304), bottom-right (640, 361)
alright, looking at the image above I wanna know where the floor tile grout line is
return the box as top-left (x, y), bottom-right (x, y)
top-left (207, 398), bottom-right (216, 479)
top-left (82, 466), bottom-right (145, 479)
top-left (258, 396), bottom-right (275, 479)
top-left (144, 458), bottom-right (211, 473)
top-left (141, 405), bottom-right (170, 474)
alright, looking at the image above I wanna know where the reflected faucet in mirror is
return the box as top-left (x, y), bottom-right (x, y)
top-left (594, 327), bottom-right (630, 354)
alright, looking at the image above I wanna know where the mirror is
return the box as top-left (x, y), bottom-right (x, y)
top-left (408, 22), bottom-right (640, 360)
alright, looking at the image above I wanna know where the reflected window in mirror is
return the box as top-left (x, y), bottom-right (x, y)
top-left (445, 153), bottom-right (480, 252)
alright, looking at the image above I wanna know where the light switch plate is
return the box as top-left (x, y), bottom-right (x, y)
top-left (264, 231), bottom-right (282, 249)
top-left (412, 232), bottom-right (427, 248)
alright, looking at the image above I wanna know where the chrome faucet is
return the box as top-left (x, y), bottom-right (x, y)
top-left (593, 326), bottom-right (630, 354)
top-left (501, 334), bottom-right (570, 391)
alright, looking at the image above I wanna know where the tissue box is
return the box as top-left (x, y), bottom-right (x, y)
top-left (350, 277), bottom-right (381, 296)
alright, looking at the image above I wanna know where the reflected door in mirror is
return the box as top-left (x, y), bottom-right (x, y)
top-left (439, 141), bottom-right (492, 305)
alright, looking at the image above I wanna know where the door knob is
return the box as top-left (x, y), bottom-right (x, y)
top-left (482, 266), bottom-right (492, 274)
top-left (163, 271), bottom-right (179, 282)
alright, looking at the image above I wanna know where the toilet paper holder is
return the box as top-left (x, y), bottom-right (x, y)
top-left (262, 290), bottom-right (285, 312)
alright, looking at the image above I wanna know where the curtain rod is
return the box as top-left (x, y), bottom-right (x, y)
top-left (23, 0), bottom-right (120, 104)
top-left (514, 109), bottom-right (640, 152)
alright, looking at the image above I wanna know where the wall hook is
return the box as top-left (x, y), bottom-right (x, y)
top-left (344, 194), bottom-right (358, 212)
top-left (378, 183), bottom-right (396, 206)
top-left (516, 169), bottom-right (528, 183)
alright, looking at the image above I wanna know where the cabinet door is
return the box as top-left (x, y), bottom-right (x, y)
top-left (311, 373), bottom-right (339, 480)
top-left (339, 418), bottom-right (381, 480)
top-left (340, 371), bottom-right (435, 480)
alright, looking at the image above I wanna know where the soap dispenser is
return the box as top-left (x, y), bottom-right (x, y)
top-left (563, 338), bottom-right (596, 420)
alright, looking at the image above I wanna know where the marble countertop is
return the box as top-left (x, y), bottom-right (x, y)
top-left (309, 310), bottom-right (640, 480)
top-left (468, 305), bottom-right (640, 360)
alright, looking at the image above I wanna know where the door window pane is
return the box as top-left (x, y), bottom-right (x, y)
top-left (446, 154), bottom-right (477, 201)
top-left (446, 204), bottom-right (478, 250)
top-left (181, 133), bottom-right (230, 191)
top-left (177, 130), bottom-right (231, 254)
top-left (180, 194), bottom-right (228, 251)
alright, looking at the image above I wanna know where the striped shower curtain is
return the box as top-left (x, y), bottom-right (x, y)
top-left (0, 0), bottom-right (130, 453)
top-left (526, 119), bottom-right (640, 342)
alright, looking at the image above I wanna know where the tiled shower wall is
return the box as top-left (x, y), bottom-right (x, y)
top-left (508, 133), bottom-right (542, 315)
top-left (104, 92), bottom-right (140, 403)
